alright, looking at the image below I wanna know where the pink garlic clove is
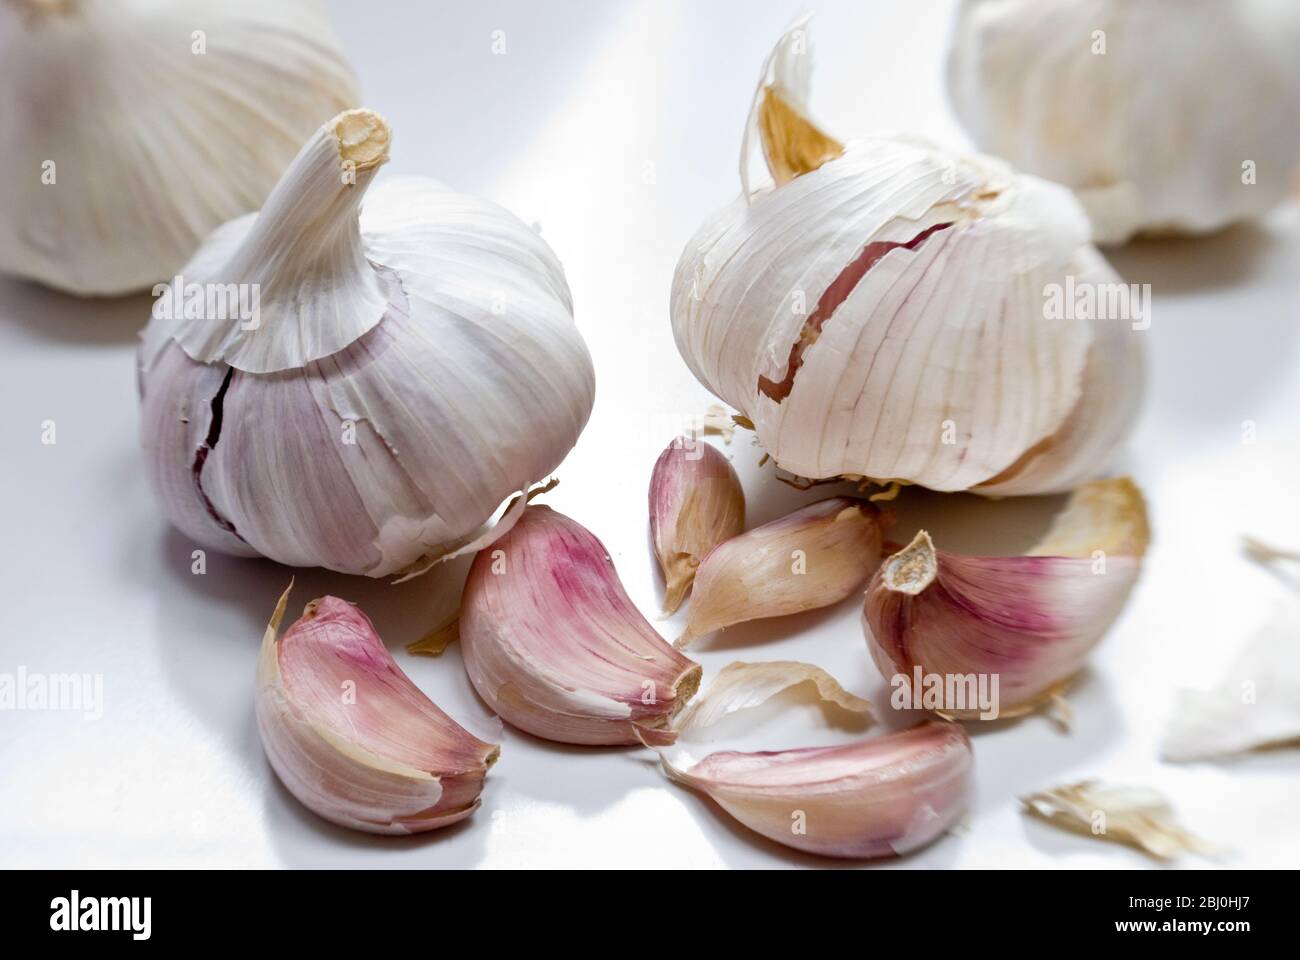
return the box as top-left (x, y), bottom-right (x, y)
top-left (459, 506), bottom-right (702, 746)
top-left (649, 436), bottom-right (745, 613)
top-left (678, 497), bottom-right (884, 649)
top-left (256, 586), bottom-right (498, 835)
top-left (864, 477), bottom-right (1149, 718)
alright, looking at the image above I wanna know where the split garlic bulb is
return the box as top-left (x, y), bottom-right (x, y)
top-left (0, 0), bottom-right (358, 295)
top-left (947, 0), bottom-right (1300, 243)
top-left (138, 109), bottom-right (595, 577)
top-left (672, 20), bottom-right (1143, 494)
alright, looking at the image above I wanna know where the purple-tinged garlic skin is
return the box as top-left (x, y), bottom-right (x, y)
top-left (459, 506), bottom-right (702, 746)
top-left (138, 109), bottom-right (595, 577)
top-left (863, 478), bottom-right (1149, 717)
top-left (678, 497), bottom-right (883, 649)
top-left (256, 590), bottom-right (498, 835)
top-left (649, 436), bottom-right (745, 613)
top-left (668, 720), bottom-right (972, 859)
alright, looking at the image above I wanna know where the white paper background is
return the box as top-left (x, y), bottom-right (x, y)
top-left (1, 0), bottom-right (1297, 869)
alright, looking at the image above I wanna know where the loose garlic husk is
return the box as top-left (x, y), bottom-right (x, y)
top-left (864, 477), bottom-right (1149, 718)
top-left (0, 0), bottom-right (359, 295)
top-left (256, 586), bottom-right (499, 835)
top-left (678, 497), bottom-right (883, 650)
top-left (658, 662), bottom-right (973, 859)
top-left (671, 18), bottom-right (1143, 494)
top-left (948, 0), bottom-right (1300, 244)
top-left (459, 505), bottom-right (702, 745)
top-left (138, 109), bottom-right (595, 577)
top-left (649, 436), bottom-right (745, 613)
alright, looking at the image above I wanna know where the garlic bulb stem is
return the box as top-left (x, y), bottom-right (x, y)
top-left (172, 109), bottom-right (392, 375)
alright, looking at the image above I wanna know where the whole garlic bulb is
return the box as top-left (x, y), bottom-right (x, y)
top-left (947, 0), bottom-right (1300, 243)
top-left (672, 20), bottom-right (1143, 494)
top-left (138, 109), bottom-right (595, 577)
top-left (0, 0), bottom-right (358, 295)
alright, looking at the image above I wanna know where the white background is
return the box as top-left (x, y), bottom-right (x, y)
top-left (2, 0), bottom-right (1298, 869)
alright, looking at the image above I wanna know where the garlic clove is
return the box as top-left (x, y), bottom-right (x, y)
top-left (658, 661), bottom-right (971, 859)
top-left (1021, 780), bottom-right (1219, 861)
top-left (256, 585), bottom-right (499, 835)
top-left (864, 477), bottom-right (1149, 718)
top-left (1162, 606), bottom-right (1300, 762)
top-left (0, 0), bottom-right (359, 295)
top-left (649, 436), bottom-right (745, 613)
top-left (138, 109), bottom-right (595, 577)
top-left (674, 19), bottom-right (1141, 496)
top-left (459, 505), bottom-right (702, 746)
top-left (678, 497), bottom-right (883, 649)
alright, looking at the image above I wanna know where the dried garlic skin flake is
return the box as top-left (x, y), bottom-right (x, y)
top-left (1021, 780), bottom-right (1218, 861)
top-left (1162, 608), bottom-right (1300, 762)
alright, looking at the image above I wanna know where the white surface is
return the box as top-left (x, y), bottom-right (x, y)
top-left (2, 0), bottom-right (1298, 869)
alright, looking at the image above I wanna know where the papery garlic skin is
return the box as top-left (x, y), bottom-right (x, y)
top-left (679, 497), bottom-right (882, 649)
top-left (459, 505), bottom-right (702, 746)
top-left (138, 109), bottom-right (595, 577)
top-left (864, 478), bottom-right (1149, 717)
top-left (1022, 780), bottom-right (1218, 860)
top-left (672, 20), bottom-right (1141, 494)
top-left (947, 0), bottom-right (1300, 243)
top-left (649, 437), bottom-right (745, 613)
top-left (256, 587), bottom-right (499, 835)
top-left (0, 0), bottom-right (358, 295)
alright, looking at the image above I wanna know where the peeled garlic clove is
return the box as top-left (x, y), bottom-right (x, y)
top-left (679, 497), bottom-right (883, 649)
top-left (649, 436), bottom-right (745, 613)
top-left (865, 478), bottom-right (1148, 717)
top-left (0, 0), bottom-right (358, 295)
top-left (948, 0), bottom-right (1300, 243)
top-left (659, 661), bottom-right (972, 859)
top-left (673, 19), bottom-right (1142, 495)
top-left (138, 109), bottom-right (595, 576)
top-left (1162, 606), bottom-right (1300, 762)
top-left (256, 586), bottom-right (499, 835)
top-left (459, 505), bottom-right (702, 746)
top-left (1021, 780), bottom-right (1218, 861)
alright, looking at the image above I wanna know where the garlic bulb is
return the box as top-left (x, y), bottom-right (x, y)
top-left (459, 505), bottom-right (702, 746)
top-left (256, 586), bottom-right (499, 835)
top-left (658, 661), bottom-right (972, 859)
top-left (947, 0), bottom-right (1300, 243)
top-left (0, 0), bottom-right (358, 295)
top-left (671, 18), bottom-right (1143, 494)
top-left (138, 109), bottom-right (595, 577)
top-left (649, 436), bottom-right (745, 613)
top-left (678, 497), bottom-right (883, 649)
top-left (864, 477), bottom-right (1149, 718)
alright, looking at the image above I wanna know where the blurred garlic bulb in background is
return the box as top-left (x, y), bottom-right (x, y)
top-left (947, 0), bottom-right (1300, 244)
top-left (138, 109), bottom-right (595, 576)
top-left (0, 0), bottom-right (359, 296)
top-left (672, 19), bottom-right (1143, 495)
